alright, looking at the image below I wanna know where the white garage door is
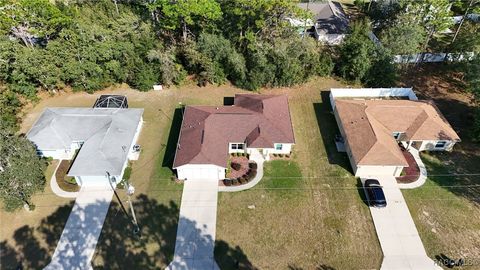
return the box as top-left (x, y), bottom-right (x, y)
top-left (178, 166), bottom-right (223, 180)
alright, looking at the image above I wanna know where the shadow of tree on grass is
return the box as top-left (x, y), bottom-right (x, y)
top-left (1, 193), bottom-right (255, 269)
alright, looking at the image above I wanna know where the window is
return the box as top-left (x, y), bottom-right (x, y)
top-left (435, 141), bottom-right (447, 149)
top-left (392, 132), bottom-right (403, 140)
top-left (230, 143), bottom-right (244, 150)
top-left (275, 143), bottom-right (283, 150)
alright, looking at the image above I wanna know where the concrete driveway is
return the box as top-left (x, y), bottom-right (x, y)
top-left (167, 179), bottom-right (220, 270)
top-left (362, 176), bottom-right (441, 270)
top-left (44, 183), bottom-right (114, 270)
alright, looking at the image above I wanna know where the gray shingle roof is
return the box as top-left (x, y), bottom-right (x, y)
top-left (27, 108), bottom-right (143, 176)
top-left (298, 1), bottom-right (349, 35)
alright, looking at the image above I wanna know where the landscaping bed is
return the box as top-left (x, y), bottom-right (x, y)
top-left (396, 148), bottom-right (420, 184)
top-left (55, 160), bottom-right (80, 192)
top-left (224, 156), bottom-right (257, 186)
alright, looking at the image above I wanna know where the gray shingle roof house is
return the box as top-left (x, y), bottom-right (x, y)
top-left (297, 1), bottom-right (349, 45)
top-left (27, 107), bottom-right (143, 186)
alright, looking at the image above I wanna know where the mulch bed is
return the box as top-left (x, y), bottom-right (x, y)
top-left (55, 160), bottom-right (80, 192)
top-left (396, 149), bottom-right (421, 184)
top-left (227, 156), bottom-right (250, 179)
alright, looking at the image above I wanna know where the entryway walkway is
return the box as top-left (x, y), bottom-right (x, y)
top-left (50, 160), bottom-right (80, 198)
top-left (44, 183), bottom-right (114, 270)
top-left (362, 176), bottom-right (441, 270)
top-left (398, 148), bottom-right (428, 189)
top-left (167, 179), bottom-right (220, 270)
top-left (219, 149), bottom-right (265, 192)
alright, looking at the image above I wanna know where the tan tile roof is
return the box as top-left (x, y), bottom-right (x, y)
top-left (335, 99), bottom-right (460, 167)
top-left (173, 94), bottom-right (295, 168)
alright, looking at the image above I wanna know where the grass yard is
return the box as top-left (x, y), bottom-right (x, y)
top-left (2, 77), bottom-right (382, 269)
top-left (400, 63), bottom-right (480, 267)
top-left (403, 152), bottom-right (480, 268)
top-left (215, 78), bottom-right (382, 269)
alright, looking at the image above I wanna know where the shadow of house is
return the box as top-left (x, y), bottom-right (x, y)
top-left (1, 194), bottom-right (255, 269)
top-left (313, 91), bottom-right (352, 174)
top-left (161, 108), bottom-right (184, 175)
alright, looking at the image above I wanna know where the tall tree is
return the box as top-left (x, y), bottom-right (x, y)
top-left (0, 0), bottom-right (72, 47)
top-left (338, 19), bottom-right (375, 82)
top-left (0, 128), bottom-right (47, 211)
top-left (145, 0), bottom-right (222, 42)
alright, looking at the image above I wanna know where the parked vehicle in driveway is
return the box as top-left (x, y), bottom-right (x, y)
top-left (364, 179), bottom-right (387, 207)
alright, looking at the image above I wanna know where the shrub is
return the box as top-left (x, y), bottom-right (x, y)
top-left (249, 162), bottom-right (257, 170)
top-left (64, 176), bottom-right (77, 185)
top-left (123, 166), bottom-right (132, 181)
top-left (231, 162), bottom-right (241, 171)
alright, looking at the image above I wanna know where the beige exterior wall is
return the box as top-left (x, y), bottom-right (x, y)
top-left (355, 165), bottom-right (404, 178)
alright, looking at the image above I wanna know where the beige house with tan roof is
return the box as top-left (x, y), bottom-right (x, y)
top-left (173, 94), bottom-right (295, 181)
top-left (330, 88), bottom-right (460, 177)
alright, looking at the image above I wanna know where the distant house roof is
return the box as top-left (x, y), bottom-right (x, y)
top-left (335, 99), bottom-right (460, 167)
top-left (94, 95), bottom-right (128, 108)
top-left (27, 108), bottom-right (143, 176)
top-left (173, 94), bottom-right (295, 168)
top-left (297, 1), bottom-right (349, 35)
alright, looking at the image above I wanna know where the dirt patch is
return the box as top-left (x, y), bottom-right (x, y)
top-left (399, 64), bottom-right (476, 139)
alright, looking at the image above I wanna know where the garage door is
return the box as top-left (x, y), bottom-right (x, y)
top-left (178, 167), bottom-right (221, 180)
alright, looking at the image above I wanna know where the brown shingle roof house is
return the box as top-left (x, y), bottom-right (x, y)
top-left (173, 94), bottom-right (295, 180)
top-left (333, 97), bottom-right (460, 177)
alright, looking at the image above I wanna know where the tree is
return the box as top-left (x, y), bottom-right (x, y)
top-left (0, 129), bottom-right (47, 211)
top-left (0, 0), bottom-right (72, 47)
top-left (218, 0), bottom-right (302, 46)
top-left (0, 89), bottom-right (20, 131)
top-left (465, 56), bottom-right (480, 141)
top-left (363, 47), bottom-right (397, 87)
top-left (404, 0), bottom-right (453, 53)
top-left (380, 17), bottom-right (426, 55)
top-left (337, 20), bottom-right (375, 82)
top-left (146, 0), bottom-right (222, 42)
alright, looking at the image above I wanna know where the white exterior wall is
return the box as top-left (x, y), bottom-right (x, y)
top-left (355, 165), bottom-right (404, 178)
top-left (329, 88), bottom-right (418, 109)
top-left (176, 164), bottom-right (226, 181)
top-left (246, 144), bottom-right (293, 156)
top-left (127, 117), bottom-right (144, 160)
top-left (37, 149), bottom-right (74, 160)
top-left (75, 175), bottom-right (114, 187)
top-left (418, 140), bottom-right (456, 152)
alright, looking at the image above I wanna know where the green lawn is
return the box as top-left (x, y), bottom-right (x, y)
top-left (403, 150), bottom-right (480, 266)
top-left (215, 79), bottom-right (382, 269)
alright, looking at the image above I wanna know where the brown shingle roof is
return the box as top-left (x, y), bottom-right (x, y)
top-left (173, 94), bottom-right (295, 168)
top-left (335, 99), bottom-right (460, 167)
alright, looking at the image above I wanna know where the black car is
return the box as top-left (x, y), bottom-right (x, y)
top-left (364, 179), bottom-right (387, 207)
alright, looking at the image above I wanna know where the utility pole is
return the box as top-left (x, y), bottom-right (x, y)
top-left (124, 178), bottom-right (140, 235)
top-left (106, 171), bottom-right (140, 236)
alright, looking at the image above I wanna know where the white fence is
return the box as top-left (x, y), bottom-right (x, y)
top-left (329, 88), bottom-right (417, 109)
top-left (393, 52), bottom-right (475, 63)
